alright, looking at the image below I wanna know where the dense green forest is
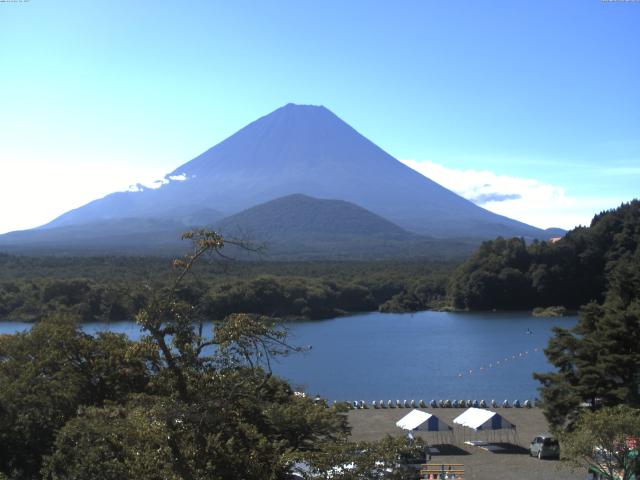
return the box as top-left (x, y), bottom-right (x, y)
top-left (2, 201), bottom-right (640, 323)
top-left (0, 233), bottom-right (424, 479)
top-left (449, 200), bottom-right (640, 310)
top-left (0, 255), bottom-right (454, 323)
top-left (529, 202), bottom-right (640, 432)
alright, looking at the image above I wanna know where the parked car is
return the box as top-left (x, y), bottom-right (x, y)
top-left (529, 434), bottom-right (560, 459)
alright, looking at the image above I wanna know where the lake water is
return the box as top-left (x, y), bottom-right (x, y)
top-left (0, 311), bottom-right (576, 402)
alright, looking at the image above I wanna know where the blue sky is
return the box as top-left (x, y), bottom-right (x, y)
top-left (1, 0), bottom-right (638, 233)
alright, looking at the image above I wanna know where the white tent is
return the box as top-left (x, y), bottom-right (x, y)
top-left (396, 409), bottom-right (453, 446)
top-left (453, 408), bottom-right (514, 431)
top-left (453, 408), bottom-right (516, 445)
top-left (396, 409), bottom-right (452, 432)
top-left (396, 409), bottom-right (453, 443)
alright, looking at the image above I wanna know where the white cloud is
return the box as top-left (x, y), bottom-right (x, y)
top-left (126, 173), bottom-right (190, 192)
top-left (126, 183), bottom-right (145, 193)
top-left (167, 173), bottom-right (187, 181)
top-left (0, 157), bottom-right (171, 234)
top-left (400, 159), bottom-right (620, 230)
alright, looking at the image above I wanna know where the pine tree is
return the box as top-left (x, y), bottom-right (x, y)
top-left (535, 248), bottom-right (640, 429)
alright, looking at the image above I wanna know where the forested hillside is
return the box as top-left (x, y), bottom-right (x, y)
top-left (0, 256), bottom-right (454, 322)
top-left (3, 201), bottom-right (638, 323)
top-left (534, 242), bottom-right (640, 428)
top-left (448, 200), bottom-right (640, 310)
top-left (530, 202), bottom-right (640, 429)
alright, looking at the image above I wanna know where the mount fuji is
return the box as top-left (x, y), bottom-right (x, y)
top-left (0, 103), bottom-right (557, 256)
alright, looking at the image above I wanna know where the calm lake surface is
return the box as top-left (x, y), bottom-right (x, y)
top-left (0, 311), bottom-right (576, 402)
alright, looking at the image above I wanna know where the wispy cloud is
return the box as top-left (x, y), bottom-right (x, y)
top-left (167, 173), bottom-right (188, 181)
top-left (400, 159), bottom-right (622, 230)
top-left (469, 192), bottom-right (522, 204)
top-left (0, 157), bottom-right (171, 234)
top-left (127, 172), bottom-right (191, 192)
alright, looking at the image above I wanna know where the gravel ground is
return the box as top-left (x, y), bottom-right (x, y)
top-left (347, 407), bottom-right (584, 480)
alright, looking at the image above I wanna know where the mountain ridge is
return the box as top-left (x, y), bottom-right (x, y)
top-left (0, 194), bottom-right (477, 259)
top-left (215, 193), bottom-right (412, 239)
top-left (1, 103), bottom-right (562, 255)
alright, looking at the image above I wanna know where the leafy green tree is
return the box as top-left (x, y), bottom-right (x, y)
top-left (42, 402), bottom-right (178, 480)
top-left (302, 436), bottom-right (427, 479)
top-left (3, 230), bottom-right (425, 479)
top-left (449, 200), bottom-right (640, 311)
top-left (535, 248), bottom-right (640, 429)
top-left (559, 405), bottom-right (640, 480)
top-left (41, 231), bottom-right (351, 480)
top-left (0, 315), bottom-right (151, 479)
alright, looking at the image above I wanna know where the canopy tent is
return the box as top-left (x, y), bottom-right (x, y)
top-left (396, 409), bottom-right (452, 432)
top-left (396, 409), bottom-right (453, 446)
top-left (453, 408), bottom-right (514, 431)
top-left (453, 408), bottom-right (516, 445)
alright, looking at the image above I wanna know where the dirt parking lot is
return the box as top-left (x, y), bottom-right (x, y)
top-left (347, 407), bottom-right (584, 480)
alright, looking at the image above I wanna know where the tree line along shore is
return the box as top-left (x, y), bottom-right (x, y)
top-left (1, 200), bottom-right (638, 324)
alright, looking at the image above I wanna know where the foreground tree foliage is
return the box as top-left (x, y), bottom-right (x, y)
top-left (0, 231), bottom-right (423, 480)
top-left (0, 316), bottom-right (151, 478)
top-left (302, 436), bottom-right (427, 479)
top-left (559, 405), bottom-right (640, 480)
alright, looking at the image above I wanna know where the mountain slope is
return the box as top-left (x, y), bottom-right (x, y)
top-left (39, 103), bottom-right (550, 240)
top-left (215, 194), bottom-right (410, 239)
top-left (0, 194), bottom-right (476, 259)
top-left (214, 194), bottom-right (474, 259)
top-left (0, 218), bottom-right (189, 254)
